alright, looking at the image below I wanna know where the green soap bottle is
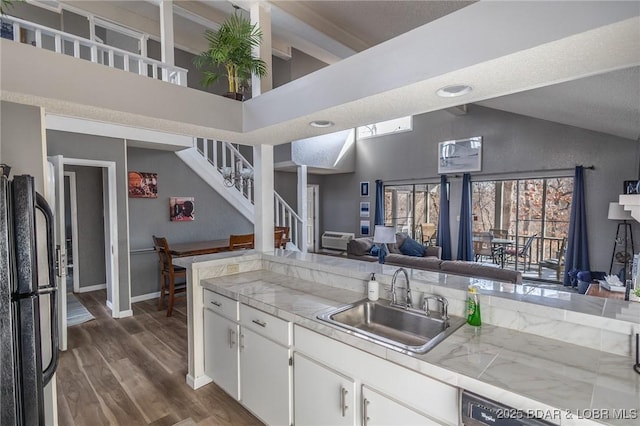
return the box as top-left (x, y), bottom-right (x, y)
top-left (466, 285), bottom-right (482, 326)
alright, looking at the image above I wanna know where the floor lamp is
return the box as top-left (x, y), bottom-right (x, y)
top-left (608, 202), bottom-right (635, 280)
top-left (373, 225), bottom-right (396, 264)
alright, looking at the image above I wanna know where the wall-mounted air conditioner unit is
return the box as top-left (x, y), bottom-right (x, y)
top-left (321, 231), bottom-right (355, 251)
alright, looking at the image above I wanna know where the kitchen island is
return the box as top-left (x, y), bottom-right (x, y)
top-left (175, 250), bottom-right (640, 426)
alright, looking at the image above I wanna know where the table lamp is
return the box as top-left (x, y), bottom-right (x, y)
top-left (373, 225), bottom-right (396, 264)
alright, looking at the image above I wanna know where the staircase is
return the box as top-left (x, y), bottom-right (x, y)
top-left (176, 138), bottom-right (304, 250)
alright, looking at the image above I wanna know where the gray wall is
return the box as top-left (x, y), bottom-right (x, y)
top-left (65, 165), bottom-right (106, 289)
top-left (127, 147), bottom-right (253, 297)
top-left (46, 131), bottom-right (131, 311)
top-left (319, 105), bottom-right (640, 272)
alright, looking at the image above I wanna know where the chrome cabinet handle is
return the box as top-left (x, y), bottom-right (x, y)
top-left (363, 398), bottom-right (370, 425)
top-left (340, 387), bottom-right (348, 417)
top-left (228, 328), bottom-right (236, 348)
top-left (239, 333), bottom-right (245, 351)
top-left (252, 319), bottom-right (267, 328)
top-left (210, 300), bottom-right (222, 307)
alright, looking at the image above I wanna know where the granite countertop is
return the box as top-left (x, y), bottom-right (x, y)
top-left (201, 269), bottom-right (640, 426)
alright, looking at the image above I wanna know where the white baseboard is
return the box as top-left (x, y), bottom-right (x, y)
top-left (76, 283), bottom-right (106, 293)
top-left (186, 373), bottom-right (212, 390)
top-left (130, 291), bottom-right (160, 304)
top-left (117, 309), bottom-right (133, 318)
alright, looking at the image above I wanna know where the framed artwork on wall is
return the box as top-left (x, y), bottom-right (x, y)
top-left (438, 136), bottom-right (482, 174)
top-left (360, 202), bottom-right (370, 218)
top-left (624, 180), bottom-right (640, 194)
top-left (360, 181), bottom-right (369, 197)
top-left (128, 171), bottom-right (158, 198)
top-left (170, 197), bottom-right (195, 221)
top-left (360, 220), bottom-right (370, 236)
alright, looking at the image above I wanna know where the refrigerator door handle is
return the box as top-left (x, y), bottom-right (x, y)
top-left (35, 192), bottom-right (58, 385)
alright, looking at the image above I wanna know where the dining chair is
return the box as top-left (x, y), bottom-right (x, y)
top-left (275, 226), bottom-right (290, 248)
top-left (229, 233), bottom-right (255, 250)
top-left (274, 229), bottom-right (285, 249)
top-left (473, 232), bottom-right (496, 263)
top-left (490, 228), bottom-right (508, 239)
top-left (504, 233), bottom-right (537, 271)
top-left (152, 235), bottom-right (187, 317)
top-left (420, 223), bottom-right (436, 246)
top-left (538, 237), bottom-right (567, 280)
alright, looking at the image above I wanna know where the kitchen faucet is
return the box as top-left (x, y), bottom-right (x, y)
top-left (423, 295), bottom-right (449, 321)
top-left (391, 268), bottom-right (412, 309)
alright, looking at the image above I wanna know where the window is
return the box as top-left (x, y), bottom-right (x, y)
top-left (356, 116), bottom-right (412, 139)
top-left (384, 183), bottom-right (440, 241)
top-left (472, 176), bottom-right (573, 278)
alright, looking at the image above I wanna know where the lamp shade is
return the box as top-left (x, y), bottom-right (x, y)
top-left (607, 202), bottom-right (633, 221)
top-left (373, 225), bottom-right (396, 244)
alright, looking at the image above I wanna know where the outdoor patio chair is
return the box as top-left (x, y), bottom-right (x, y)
top-left (538, 237), bottom-right (567, 281)
top-left (504, 233), bottom-right (537, 271)
top-left (473, 232), bottom-right (496, 263)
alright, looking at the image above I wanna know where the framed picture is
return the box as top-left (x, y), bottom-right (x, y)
top-left (170, 197), bottom-right (195, 222)
top-left (624, 180), bottom-right (640, 194)
top-left (360, 181), bottom-right (369, 197)
top-left (438, 136), bottom-right (482, 174)
top-left (360, 220), bottom-right (370, 236)
top-left (128, 171), bottom-right (158, 198)
top-left (360, 202), bottom-right (370, 218)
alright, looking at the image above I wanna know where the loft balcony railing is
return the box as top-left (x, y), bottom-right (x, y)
top-left (1, 15), bottom-right (187, 86)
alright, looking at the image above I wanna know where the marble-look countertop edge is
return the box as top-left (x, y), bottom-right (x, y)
top-left (199, 273), bottom-right (639, 426)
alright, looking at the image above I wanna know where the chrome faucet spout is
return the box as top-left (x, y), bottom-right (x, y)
top-left (423, 295), bottom-right (449, 321)
top-left (391, 268), bottom-right (411, 309)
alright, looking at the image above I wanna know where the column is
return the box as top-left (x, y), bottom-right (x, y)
top-left (159, 0), bottom-right (175, 81)
top-left (297, 165), bottom-right (308, 253)
top-left (250, 2), bottom-right (273, 96)
top-left (254, 144), bottom-right (275, 252)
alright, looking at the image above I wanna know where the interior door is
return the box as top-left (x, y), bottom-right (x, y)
top-left (47, 156), bottom-right (67, 351)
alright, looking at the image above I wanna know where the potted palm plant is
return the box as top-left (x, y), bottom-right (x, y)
top-left (194, 12), bottom-right (267, 101)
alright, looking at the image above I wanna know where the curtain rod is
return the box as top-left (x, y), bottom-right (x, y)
top-left (382, 165), bottom-right (594, 184)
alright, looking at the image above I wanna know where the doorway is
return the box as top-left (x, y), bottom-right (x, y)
top-left (48, 156), bottom-right (119, 351)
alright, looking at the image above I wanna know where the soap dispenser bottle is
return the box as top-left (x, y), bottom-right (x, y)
top-left (368, 273), bottom-right (379, 301)
top-left (466, 285), bottom-right (481, 326)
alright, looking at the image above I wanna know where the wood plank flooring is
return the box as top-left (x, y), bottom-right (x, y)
top-left (56, 291), bottom-right (262, 426)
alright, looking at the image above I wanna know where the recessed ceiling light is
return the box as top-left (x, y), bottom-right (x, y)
top-left (309, 120), bottom-right (334, 128)
top-left (436, 84), bottom-right (473, 98)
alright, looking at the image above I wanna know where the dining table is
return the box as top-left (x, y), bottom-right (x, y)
top-left (169, 239), bottom-right (231, 257)
top-left (489, 238), bottom-right (515, 268)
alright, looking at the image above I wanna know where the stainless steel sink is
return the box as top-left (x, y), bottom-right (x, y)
top-left (317, 299), bottom-right (466, 354)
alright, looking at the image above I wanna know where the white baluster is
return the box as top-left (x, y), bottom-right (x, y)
top-left (12, 22), bottom-right (19, 42)
top-left (73, 40), bottom-right (80, 58)
top-left (108, 50), bottom-right (114, 67)
top-left (54, 34), bottom-right (61, 53)
top-left (212, 140), bottom-right (218, 168)
top-left (90, 45), bottom-right (97, 63)
top-left (124, 55), bottom-right (129, 72)
top-left (35, 29), bottom-right (42, 48)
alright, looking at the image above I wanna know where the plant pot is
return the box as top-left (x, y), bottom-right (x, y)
top-left (223, 92), bottom-right (244, 101)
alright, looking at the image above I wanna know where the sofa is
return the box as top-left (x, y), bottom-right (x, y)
top-left (346, 234), bottom-right (522, 284)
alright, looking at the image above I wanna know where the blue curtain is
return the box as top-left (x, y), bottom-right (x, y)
top-left (563, 166), bottom-right (590, 286)
top-left (436, 175), bottom-right (452, 260)
top-left (374, 179), bottom-right (384, 226)
top-left (457, 173), bottom-right (474, 261)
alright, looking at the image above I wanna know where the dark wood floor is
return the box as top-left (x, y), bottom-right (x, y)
top-left (56, 291), bottom-right (262, 426)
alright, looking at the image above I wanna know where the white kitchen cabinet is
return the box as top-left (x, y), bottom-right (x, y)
top-left (362, 385), bottom-right (441, 426)
top-left (240, 326), bottom-right (291, 426)
top-left (203, 307), bottom-right (240, 400)
top-left (294, 353), bottom-right (356, 426)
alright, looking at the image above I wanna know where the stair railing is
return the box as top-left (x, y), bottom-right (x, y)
top-left (194, 138), bottom-right (304, 250)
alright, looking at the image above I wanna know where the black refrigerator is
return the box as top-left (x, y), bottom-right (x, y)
top-left (0, 165), bottom-right (59, 426)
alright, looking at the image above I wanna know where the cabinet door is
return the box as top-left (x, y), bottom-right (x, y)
top-left (240, 327), bottom-right (291, 426)
top-left (362, 386), bottom-right (441, 426)
top-left (204, 308), bottom-right (239, 400)
top-left (294, 353), bottom-right (356, 426)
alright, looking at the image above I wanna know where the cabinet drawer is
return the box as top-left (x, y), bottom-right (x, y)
top-left (204, 290), bottom-right (239, 321)
top-left (240, 304), bottom-right (291, 346)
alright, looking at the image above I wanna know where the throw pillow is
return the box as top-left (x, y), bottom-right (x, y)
top-left (400, 237), bottom-right (425, 257)
top-left (370, 245), bottom-right (380, 256)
